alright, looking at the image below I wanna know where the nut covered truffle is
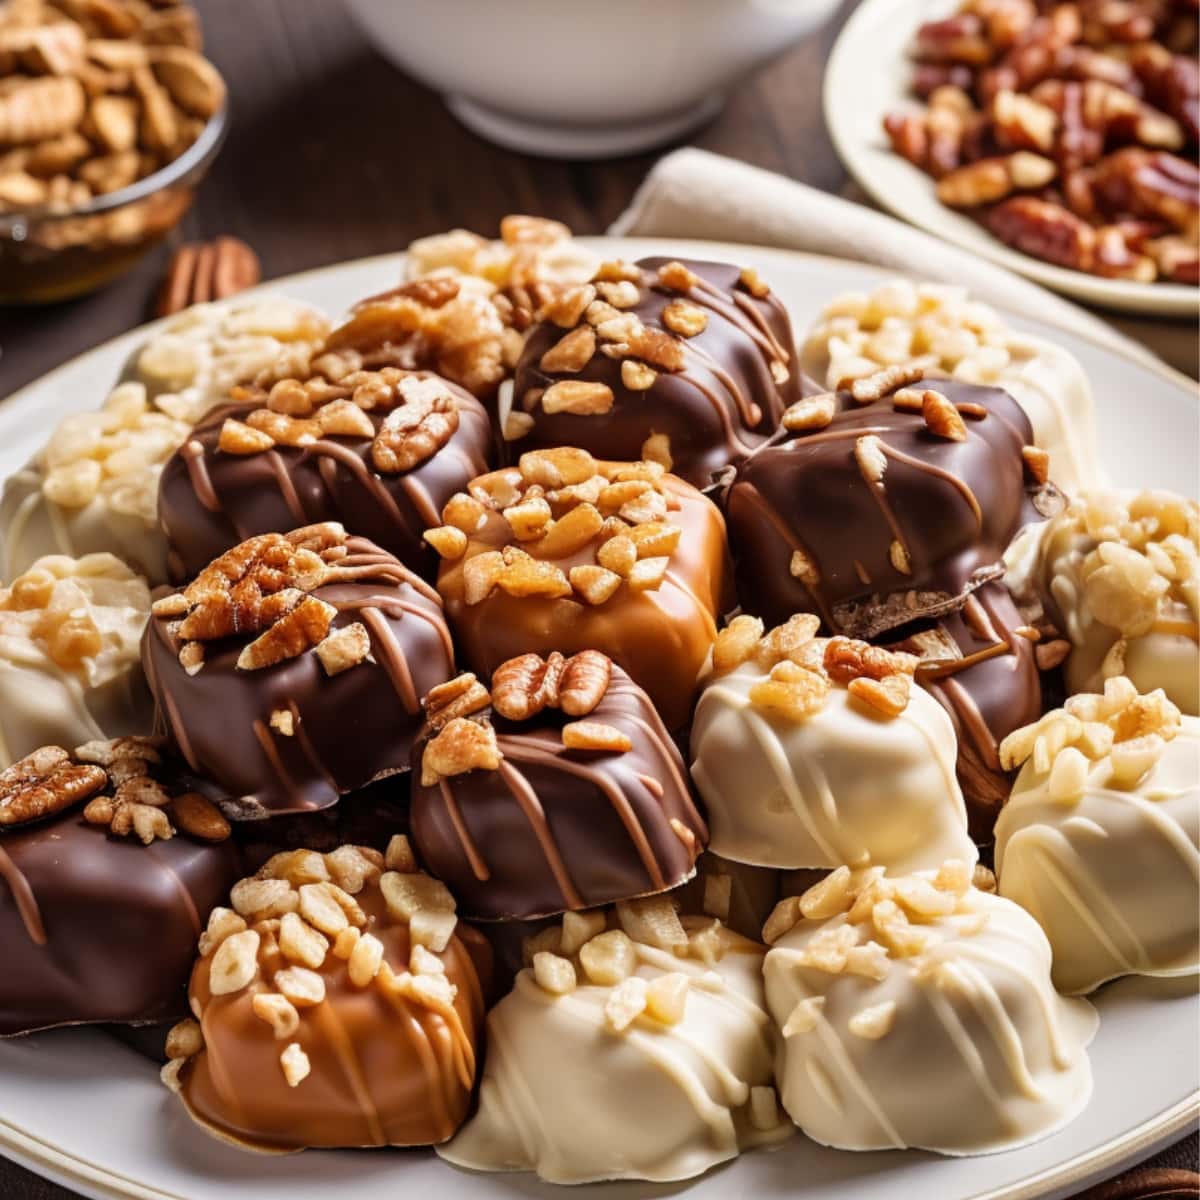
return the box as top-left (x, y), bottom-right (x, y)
top-left (995, 678), bottom-right (1199, 994)
top-left (0, 738), bottom-right (238, 1036)
top-left (799, 279), bottom-right (1103, 494)
top-left (158, 365), bottom-right (493, 583)
top-left (410, 654), bottom-right (707, 920)
top-left (763, 861), bottom-right (1099, 1154)
top-left (724, 369), bottom-right (1062, 638)
top-left (0, 553), bottom-right (153, 768)
top-left (433, 449), bottom-right (731, 730)
top-left (142, 525), bottom-right (455, 818)
top-left (1014, 490), bottom-right (1199, 715)
top-left (163, 841), bottom-right (490, 1151)
top-left (439, 897), bottom-right (791, 1183)
top-left (508, 257), bottom-right (798, 487)
top-left (689, 615), bottom-right (976, 872)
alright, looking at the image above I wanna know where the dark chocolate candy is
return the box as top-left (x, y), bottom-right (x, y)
top-left (891, 582), bottom-right (1042, 841)
top-left (158, 369), bottom-right (493, 583)
top-left (0, 815), bottom-right (238, 1036)
top-left (410, 661), bottom-right (707, 921)
top-left (724, 377), bottom-right (1060, 638)
top-left (509, 258), bottom-right (798, 489)
top-left (143, 535), bottom-right (455, 819)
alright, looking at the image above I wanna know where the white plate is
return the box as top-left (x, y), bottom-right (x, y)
top-left (823, 0), bottom-right (1199, 318)
top-left (0, 239), bottom-right (1196, 1200)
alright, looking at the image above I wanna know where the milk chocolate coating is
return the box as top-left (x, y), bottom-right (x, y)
top-left (0, 816), bottom-right (238, 1036)
top-left (158, 373), bottom-right (493, 583)
top-left (410, 666), bottom-right (707, 920)
top-left (143, 537), bottom-right (455, 819)
top-left (891, 583), bottom-right (1042, 841)
top-left (181, 882), bottom-right (490, 1151)
top-left (725, 379), bottom-right (1059, 638)
top-left (437, 469), bottom-right (731, 732)
top-left (511, 258), bottom-right (798, 489)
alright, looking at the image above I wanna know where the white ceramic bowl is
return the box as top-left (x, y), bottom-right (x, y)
top-left (345, 0), bottom-right (842, 158)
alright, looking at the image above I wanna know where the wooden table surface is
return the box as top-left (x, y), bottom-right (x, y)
top-left (0, 1), bottom-right (1194, 1197)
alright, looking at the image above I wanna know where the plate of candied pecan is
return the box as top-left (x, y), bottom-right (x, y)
top-left (825, 0), bottom-right (1199, 315)
top-left (0, 221), bottom-right (1196, 1200)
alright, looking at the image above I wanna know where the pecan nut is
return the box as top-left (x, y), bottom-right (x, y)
top-left (0, 746), bottom-right (106, 827)
top-left (371, 381), bottom-right (459, 474)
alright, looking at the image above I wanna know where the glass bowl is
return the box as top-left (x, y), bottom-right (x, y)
top-left (0, 105), bottom-right (228, 306)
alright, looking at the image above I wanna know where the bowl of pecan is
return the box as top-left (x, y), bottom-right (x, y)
top-left (825, 0), bottom-right (1199, 316)
top-left (0, 0), bottom-right (227, 304)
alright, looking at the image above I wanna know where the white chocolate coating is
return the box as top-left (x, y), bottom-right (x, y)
top-left (0, 553), bottom-right (152, 767)
top-left (800, 279), bottom-right (1102, 494)
top-left (763, 865), bottom-right (1098, 1155)
top-left (690, 662), bottom-right (976, 872)
top-left (996, 712), bottom-right (1200, 996)
top-left (1014, 490), bottom-right (1199, 715)
top-left (439, 914), bottom-right (790, 1184)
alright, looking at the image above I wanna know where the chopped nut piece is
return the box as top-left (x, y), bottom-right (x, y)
top-left (279, 911), bottom-right (328, 970)
top-left (442, 491), bottom-right (488, 534)
top-left (209, 930), bottom-right (261, 996)
top-left (424, 524), bottom-right (468, 559)
top-left (713, 614), bottom-right (765, 673)
top-left (783, 394), bottom-right (837, 432)
top-left (560, 910), bottom-right (606, 956)
top-left (783, 996), bottom-right (826, 1036)
top-left (463, 550), bottom-right (504, 605)
top-left (315, 622), bottom-right (371, 677)
top-left (645, 972), bottom-right (689, 1024)
top-left (579, 929), bottom-right (636, 986)
top-left (661, 299), bottom-right (708, 338)
top-left (617, 895), bottom-right (687, 951)
top-left (562, 721), bottom-right (632, 753)
top-left (739, 267), bottom-right (770, 297)
top-left (658, 260), bottom-right (700, 290)
top-left (850, 364), bottom-right (926, 404)
top-left (423, 673), bottom-right (491, 730)
top-left (421, 716), bottom-right (502, 785)
top-left (532, 951), bottom-right (577, 995)
top-left (503, 496), bottom-right (553, 541)
top-left (171, 792), bottom-right (230, 842)
top-left (218, 418), bottom-right (274, 455)
top-left (749, 660), bottom-right (830, 722)
top-left (539, 326), bottom-right (596, 373)
top-left (848, 673), bottom-right (913, 717)
top-left (889, 539), bottom-right (912, 575)
top-left (627, 555), bottom-right (668, 592)
top-left (569, 564), bottom-right (622, 605)
top-left (540, 380), bottom-right (614, 416)
top-left (790, 548), bottom-right (821, 586)
top-left (921, 389), bottom-right (968, 441)
top-left (250, 985), bottom-right (303, 1039)
top-left (410, 909), bottom-right (458, 953)
top-left (848, 1000), bottom-right (898, 1039)
top-left (621, 359), bottom-right (658, 391)
top-left (347, 932), bottom-right (384, 987)
top-left (604, 976), bottom-right (648, 1032)
top-left (530, 503), bottom-right (604, 557)
top-left (236, 596), bottom-right (336, 671)
top-left (384, 834), bottom-right (417, 873)
top-left (854, 434), bottom-right (889, 483)
top-left (0, 747), bottom-right (106, 828)
top-left (519, 447), bottom-right (597, 488)
top-left (279, 1043), bottom-right (311, 1088)
top-left (1022, 444), bottom-right (1050, 483)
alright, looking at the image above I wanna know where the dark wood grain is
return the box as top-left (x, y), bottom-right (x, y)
top-left (0, 2), bottom-right (1194, 1196)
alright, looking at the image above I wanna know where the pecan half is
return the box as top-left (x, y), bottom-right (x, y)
top-left (0, 746), bottom-right (106, 827)
top-left (371, 380), bottom-right (459, 474)
top-left (424, 672), bottom-right (492, 729)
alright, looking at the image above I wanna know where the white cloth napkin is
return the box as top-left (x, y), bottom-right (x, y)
top-left (609, 148), bottom-right (1173, 370)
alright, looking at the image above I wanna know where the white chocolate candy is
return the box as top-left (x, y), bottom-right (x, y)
top-left (1011, 490), bottom-right (1199, 715)
top-left (1, 299), bottom-right (328, 585)
top-left (800, 279), bottom-right (1102, 494)
top-left (0, 553), bottom-right (152, 768)
top-left (126, 295), bottom-right (329, 423)
top-left (763, 862), bottom-right (1098, 1155)
top-left (439, 905), bottom-right (790, 1184)
top-left (995, 678), bottom-right (1199, 994)
top-left (690, 659), bottom-right (976, 873)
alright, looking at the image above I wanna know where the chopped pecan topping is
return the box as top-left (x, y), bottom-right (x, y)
top-left (315, 622), bottom-right (372, 677)
top-left (421, 717), bottom-right (502, 786)
top-left (0, 746), bottom-right (106, 828)
top-left (424, 672), bottom-right (492, 730)
top-left (561, 721), bottom-right (632, 753)
top-left (370, 378), bottom-right (460, 474)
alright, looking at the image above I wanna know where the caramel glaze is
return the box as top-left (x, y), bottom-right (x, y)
top-left (891, 582), bottom-right (1042, 842)
top-left (724, 379), bottom-right (1060, 639)
top-left (0, 816), bottom-right (238, 1036)
top-left (437, 471), bottom-right (732, 732)
top-left (180, 887), bottom-right (491, 1151)
top-left (157, 373), bottom-right (494, 583)
top-left (410, 667), bottom-right (708, 921)
top-left (142, 538), bottom-right (455, 819)
top-left (511, 258), bottom-right (799, 490)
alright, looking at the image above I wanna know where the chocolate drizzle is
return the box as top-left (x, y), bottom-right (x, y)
top-left (725, 379), bottom-right (1056, 638)
top-left (158, 374), bottom-right (493, 583)
top-left (143, 537), bottom-right (456, 818)
top-left (410, 667), bottom-right (707, 921)
top-left (511, 258), bottom-right (799, 489)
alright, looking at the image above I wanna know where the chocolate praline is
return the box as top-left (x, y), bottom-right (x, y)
top-left (158, 367), bottom-right (493, 583)
top-left (434, 452), bottom-right (731, 731)
top-left (0, 741), bottom-right (240, 1037)
top-left (724, 374), bottom-right (1061, 638)
top-left (890, 583), bottom-right (1042, 841)
top-left (143, 531), bottom-right (455, 819)
top-left (410, 657), bottom-right (707, 920)
top-left (508, 257), bottom-right (798, 489)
